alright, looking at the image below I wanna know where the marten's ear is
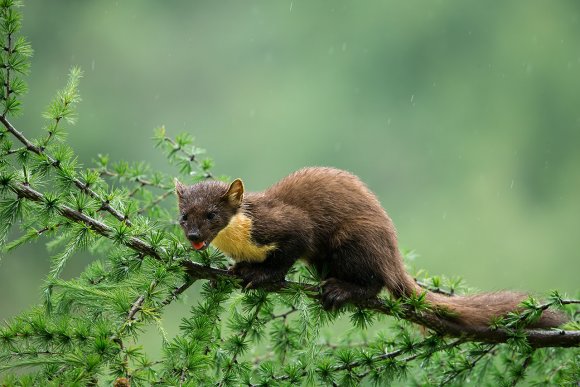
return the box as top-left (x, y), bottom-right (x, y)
top-left (174, 178), bottom-right (186, 201)
top-left (223, 178), bottom-right (244, 206)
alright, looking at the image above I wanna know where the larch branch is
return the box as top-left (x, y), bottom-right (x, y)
top-left (8, 183), bottom-right (579, 349)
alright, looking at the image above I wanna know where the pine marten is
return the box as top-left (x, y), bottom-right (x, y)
top-left (175, 167), bottom-right (566, 329)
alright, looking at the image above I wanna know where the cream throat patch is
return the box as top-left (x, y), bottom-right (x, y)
top-left (211, 212), bottom-right (277, 262)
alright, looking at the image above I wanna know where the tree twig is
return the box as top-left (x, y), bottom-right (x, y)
top-left (0, 116), bottom-right (132, 225)
top-left (510, 351), bottom-right (535, 387)
top-left (137, 189), bottom-right (174, 215)
top-left (218, 300), bottom-right (266, 387)
top-left (440, 344), bottom-right (496, 385)
top-left (126, 295), bottom-right (146, 322)
top-left (161, 136), bottom-right (213, 179)
top-left (415, 279), bottom-right (454, 296)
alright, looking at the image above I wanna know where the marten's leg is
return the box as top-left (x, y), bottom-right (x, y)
top-left (321, 278), bottom-right (383, 310)
top-left (319, 243), bottom-right (385, 310)
top-left (230, 248), bottom-right (302, 289)
top-left (231, 211), bottom-right (314, 289)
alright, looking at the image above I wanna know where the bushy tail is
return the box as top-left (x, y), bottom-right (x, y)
top-left (388, 272), bottom-right (567, 329)
top-left (425, 291), bottom-right (567, 329)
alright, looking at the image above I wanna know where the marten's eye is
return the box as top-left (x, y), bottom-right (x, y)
top-left (180, 213), bottom-right (188, 222)
top-left (206, 211), bottom-right (216, 220)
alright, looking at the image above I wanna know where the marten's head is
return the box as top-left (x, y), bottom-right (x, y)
top-left (174, 178), bottom-right (244, 251)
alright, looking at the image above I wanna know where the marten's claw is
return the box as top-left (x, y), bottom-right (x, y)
top-left (322, 292), bottom-right (348, 311)
top-left (233, 266), bottom-right (283, 290)
top-left (229, 262), bottom-right (251, 276)
top-left (321, 278), bottom-right (350, 311)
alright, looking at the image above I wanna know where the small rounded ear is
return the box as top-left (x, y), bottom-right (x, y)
top-left (223, 178), bottom-right (244, 206)
top-left (174, 178), bottom-right (186, 200)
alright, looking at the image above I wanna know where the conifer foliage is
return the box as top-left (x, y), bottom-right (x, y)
top-left (0, 2), bottom-right (578, 385)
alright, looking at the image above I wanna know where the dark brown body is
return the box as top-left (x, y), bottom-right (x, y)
top-left (243, 167), bottom-right (412, 304)
top-left (176, 167), bottom-right (566, 328)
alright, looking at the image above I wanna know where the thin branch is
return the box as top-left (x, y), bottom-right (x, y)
top-left (321, 340), bottom-right (368, 351)
top-left (251, 351), bottom-right (276, 366)
top-left (560, 299), bottom-right (580, 305)
top-left (99, 168), bottom-right (171, 193)
top-left (127, 182), bottom-right (144, 198)
top-left (352, 338), bottom-right (466, 381)
top-left (1, 146), bottom-right (25, 156)
top-left (122, 276), bottom-right (169, 331)
top-left (9, 350), bottom-right (64, 357)
top-left (131, 360), bottom-right (163, 375)
top-left (271, 307), bottom-right (298, 320)
top-left (160, 278), bottom-right (195, 307)
top-left (178, 367), bottom-right (187, 387)
top-left (218, 300), bottom-right (266, 387)
top-left (276, 336), bottom-right (466, 382)
top-left (161, 136), bottom-right (213, 179)
top-left (11, 182), bottom-right (158, 258)
top-left (510, 351), bottom-right (535, 387)
top-left (137, 189), bottom-right (173, 215)
top-left (126, 295), bottom-right (146, 322)
top-left (440, 344), bottom-right (496, 386)
top-left (0, 116), bottom-right (132, 225)
top-left (99, 167), bottom-right (175, 216)
top-left (36, 222), bottom-right (64, 236)
top-left (416, 279), bottom-right (454, 296)
top-left (2, 20), bottom-right (12, 116)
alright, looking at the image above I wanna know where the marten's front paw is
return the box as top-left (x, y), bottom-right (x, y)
top-left (229, 261), bottom-right (252, 276)
top-left (321, 278), bottom-right (352, 311)
top-left (230, 263), bottom-right (284, 289)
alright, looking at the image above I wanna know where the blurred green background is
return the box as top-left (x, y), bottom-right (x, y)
top-left (1, 0), bottom-right (579, 329)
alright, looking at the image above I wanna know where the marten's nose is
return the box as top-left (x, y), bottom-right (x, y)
top-left (187, 231), bottom-right (201, 242)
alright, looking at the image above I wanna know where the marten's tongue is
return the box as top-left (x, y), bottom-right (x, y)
top-left (191, 241), bottom-right (206, 250)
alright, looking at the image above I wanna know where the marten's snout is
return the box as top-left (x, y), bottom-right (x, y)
top-left (187, 230), bottom-right (202, 243)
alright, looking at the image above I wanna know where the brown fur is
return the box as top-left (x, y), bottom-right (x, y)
top-left (176, 167), bottom-right (567, 329)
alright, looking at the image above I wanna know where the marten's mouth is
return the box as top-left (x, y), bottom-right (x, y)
top-left (190, 241), bottom-right (208, 251)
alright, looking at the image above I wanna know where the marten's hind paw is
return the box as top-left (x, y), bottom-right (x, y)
top-left (321, 278), bottom-right (381, 311)
top-left (321, 278), bottom-right (354, 311)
